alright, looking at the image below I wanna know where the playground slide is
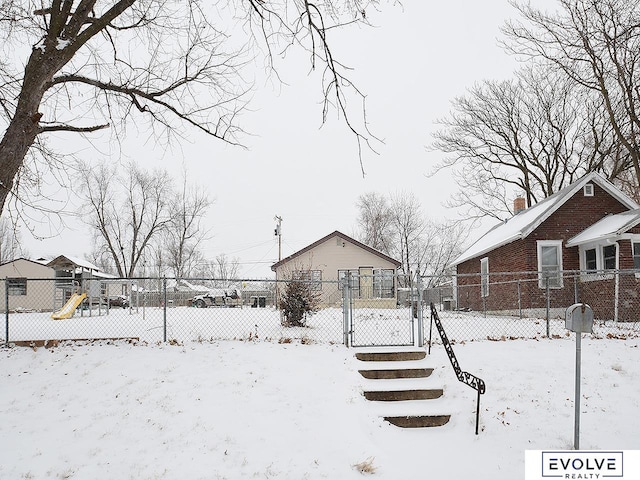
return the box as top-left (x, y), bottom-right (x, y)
top-left (51, 293), bottom-right (87, 320)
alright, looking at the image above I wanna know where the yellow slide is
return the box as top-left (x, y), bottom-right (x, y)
top-left (51, 293), bottom-right (87, 320)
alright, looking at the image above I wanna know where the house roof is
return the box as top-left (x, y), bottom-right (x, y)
top-left (46, 255), bottom-right (101, 271)
top-left (270, 230), bottom-right (401, 271)
top-left (566, 209), bottom-right (640, 247)
top-left (0, 257), bottom-right (53, 269)
top-left (452, 172), bottom-right (639, 266)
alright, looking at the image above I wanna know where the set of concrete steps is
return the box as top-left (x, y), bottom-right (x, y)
top-left (356, 349), bottom-right (451, 428)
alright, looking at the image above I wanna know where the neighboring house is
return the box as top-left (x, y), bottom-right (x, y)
top-left (452, 172), bottom-right (640, 321)
top-left (0, 258), bottom-right (56, 312)
top-left (0, 255), bottom-right (126, 313)
top-left (271, 230), bottom-right (402, 308)
top-left (46, 255), bottom-right (124, 306)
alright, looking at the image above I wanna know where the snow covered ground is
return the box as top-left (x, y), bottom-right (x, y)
top-left (5, 305), bottom-right (639, 346)
top-left (1, 332), bottom-right (639, 479)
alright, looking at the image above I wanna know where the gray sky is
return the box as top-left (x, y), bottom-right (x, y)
top-left (20, 0), bottom-right (552, 278)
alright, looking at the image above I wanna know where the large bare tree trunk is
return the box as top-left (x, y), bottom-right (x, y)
top-left (0, 52), bottom-right (51, 212)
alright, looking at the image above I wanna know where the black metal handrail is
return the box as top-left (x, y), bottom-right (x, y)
top-left (429, 302), bottom-right (486, 435)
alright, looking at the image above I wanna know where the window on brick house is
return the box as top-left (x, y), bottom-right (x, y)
top-left (480, 257), bottom-right (489, 297)
top-left (580, 243), bottom-right (618, 275)
top-left (634, 243), bottom-right (640, 270)
top-left (602, 245), bottom-right (617, 270)
top-left (537, 240), bottom-right (563, 288)
top-left (584, 248), bottom-right (597, 271)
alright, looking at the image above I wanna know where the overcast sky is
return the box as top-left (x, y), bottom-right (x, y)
top-left (19, 0), bottom-right (556, 278)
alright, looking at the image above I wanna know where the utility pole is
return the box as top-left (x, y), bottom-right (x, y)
top-left (274, 215), bottom-right (283, 312)
top-left (274, 215), bottom-right (282, 261)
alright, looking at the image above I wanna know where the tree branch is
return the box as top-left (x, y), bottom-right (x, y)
top-left (38, 122), bottom-right (110, 134)
top-left (47, 73), bottom-right (243, 145)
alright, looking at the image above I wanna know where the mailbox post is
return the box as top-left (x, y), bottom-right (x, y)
top-left (565, 303), bottom-right (594, 450)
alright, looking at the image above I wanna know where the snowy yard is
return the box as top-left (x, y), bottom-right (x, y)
top-left (1, 333), bottom-right (639, 479)
top-left (5, 304), bottom-right (640, 347)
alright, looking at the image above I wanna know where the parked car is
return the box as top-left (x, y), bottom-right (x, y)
top-left (105, 295), bottom-right (130, 308)
top-left (192, 288), bottom-right (242, 308)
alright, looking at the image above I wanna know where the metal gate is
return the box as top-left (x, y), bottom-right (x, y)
top-left (342, 273), bottom-right (420, 347)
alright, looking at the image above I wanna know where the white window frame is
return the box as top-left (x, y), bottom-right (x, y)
top-left (537, 240), bottom-right (563, 289)
top-left (633, 238), bottom-right (640, 277)
top-left (480, 257), bottom-right (489, 297)
top-left (583, 184), bottom-right (594, 197)
top-left (602, 244), bottom-right (617, 270)
top-left (583, 247), bottom-right (597, 272)
top-left (578, 242), bottom-right (618, 281)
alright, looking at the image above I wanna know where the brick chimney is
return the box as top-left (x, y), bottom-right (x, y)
top-left (514, 197), bottom-right (526, 214)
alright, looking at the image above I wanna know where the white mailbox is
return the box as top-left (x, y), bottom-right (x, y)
top-left (565, 303), bottom-right (594, 333)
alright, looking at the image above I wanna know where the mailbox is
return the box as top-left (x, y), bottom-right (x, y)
top-left (565, 303), bottom-right (594, 333)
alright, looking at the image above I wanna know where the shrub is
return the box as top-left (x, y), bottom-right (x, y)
top-left (279, 278), bottom-right (320, 327)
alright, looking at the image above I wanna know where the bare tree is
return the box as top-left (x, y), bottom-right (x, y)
top-left (354, 191), bottom-right (468, 286)
top-left (164, 175), bottom-right (211, 278)
top-left (78, 161), bottom-right (172, 277)
top-left (388, 191), bottom-right (425, 285)
top-left (192, 253), bottom-right (241, 287)
top-left (0, 1), bottom-right (379, 219)
top-left (431, 65), bottom-right (622, 220)
top-left (213, 253), bottom-right (240, 282)
top-left (416, 220), bottom-right (468, 288)
top-left (0, 217), bottom-right (26, 263)
top-left (502, 0), bottom-right (640, 189)
top-left (355, 191), bottom-right (395, 256)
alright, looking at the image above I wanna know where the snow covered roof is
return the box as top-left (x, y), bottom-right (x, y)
top-left (175, 280), bottom-right (210, 292)
top-left (92, 270), bottom-right (118, 279)
top-left (566, 209), bottom-right (640, 246)
top-left (452, 172), bottom-right (639, 266)
top-left (46, 255), bottom-right (101, 271)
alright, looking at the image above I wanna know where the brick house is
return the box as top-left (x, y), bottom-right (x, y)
top-left (451, 172), bottom-right (640, 321)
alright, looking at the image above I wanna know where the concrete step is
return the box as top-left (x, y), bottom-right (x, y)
top-left (362, 396), bottom-right (451, 417)
top-left (356, 351), bottom-right (426, 362)
top-left (364, 389), bottom-right (443, 401)
top-left (358, 368), bottom-right (433, 379)
top-left (384, 415), bottom-right (451, 428)
top-left (355, 350), bottom-right (451, 428)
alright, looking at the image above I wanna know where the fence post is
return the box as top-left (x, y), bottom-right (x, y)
top-left (545, 276), bottom-right (551, 338)
top-left (614, 269), bottom-right (619, 323)
top-left (416, 273), bottom-right (424, 347)
top-left (5, 279), bottom-right (9, 346)
top-left (342, 273), bottom-right (351, 347)
top-left (163, 277), bottom-right (167, 342)
top-left (515, 280), bottom-right (521, 319)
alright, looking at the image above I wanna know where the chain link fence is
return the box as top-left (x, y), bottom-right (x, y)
top-left (1, 277), bottom-right (349, 345)
top-left (423, 270), bottom-right (640, 343)
top-left (2, 271), bottom-right (638, 346)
